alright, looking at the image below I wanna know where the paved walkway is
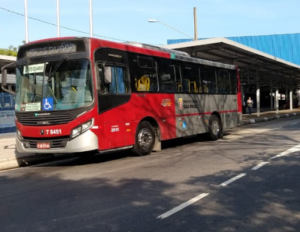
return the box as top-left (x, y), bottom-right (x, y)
top-left (1, 108), bottom-right (300, 171)
top-left (241, 108), bottom-right (300, 124)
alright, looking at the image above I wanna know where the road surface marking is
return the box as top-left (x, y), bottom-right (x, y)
top-left (219, 173), bottom-right (246, 187)
top-left (251, 162), bottom-right (269, 170)
top-left (290, 122), bottom-right (298, 125)
top-left (157, 193), bottom-right (209, 219)
top-left (270, 144), bottom-right (300, 160)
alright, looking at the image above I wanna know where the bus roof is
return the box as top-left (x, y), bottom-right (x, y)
top-left (21, 37), bottom-right (236, 70)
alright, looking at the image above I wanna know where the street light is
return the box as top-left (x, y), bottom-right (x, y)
top-left (56, 0), bottom-right (60, 37)
top-left (148, 19), bottom-right (193, 40)
top-left (89, 0), bottom-right (93, 37)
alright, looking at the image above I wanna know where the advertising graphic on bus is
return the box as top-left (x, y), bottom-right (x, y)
top-left (1, 37), bottom-right (241, 156)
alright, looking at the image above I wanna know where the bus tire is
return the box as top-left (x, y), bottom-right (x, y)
top-left (132, 121), bottom-right (155, 156)
top-left (208, 115), bottom-right (222, 141)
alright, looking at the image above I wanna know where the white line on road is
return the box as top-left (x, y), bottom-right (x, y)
top-left (290, 122), bottom-right (298, 125)
top-left (219, 173), bottom-right (246, 187)
top-left (157, 193), bottom-right (209, 220)
top-left (251, 162), bottom-right (269, 170)
top-left (270, 144), bottom-right (300, 160)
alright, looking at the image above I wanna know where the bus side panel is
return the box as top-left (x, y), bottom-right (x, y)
top-left (174, 94), bottom-right (239, 137)
top-left (174, 94), bottom-right (207, 137)
top-left (128, 93), bottom-right (176, 141)
top-left (218, 94), bottom-right (240, 129)
top-left (96, 93), bottom-right (176, 150)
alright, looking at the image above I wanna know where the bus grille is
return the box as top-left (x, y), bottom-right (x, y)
top-left (19, 114), bottom-right (74, 126)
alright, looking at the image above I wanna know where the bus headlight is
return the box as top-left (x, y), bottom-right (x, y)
top-left (71, 126), bottom-right (82, 138)
top-left (82, 120), bottom-right (93, 132)
top-left (16, 129), bottom-right (23, 140)
top-left (71, 119), bottom-right (93, 138)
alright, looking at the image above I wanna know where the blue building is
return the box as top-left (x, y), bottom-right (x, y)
top-left (167, 33), bottom-right (300, 66)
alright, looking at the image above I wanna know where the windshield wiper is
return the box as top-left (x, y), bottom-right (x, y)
top-left (48, 56), bottom-right (67, 80)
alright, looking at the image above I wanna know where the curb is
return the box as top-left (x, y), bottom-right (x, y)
top-left (0, 157), bottom-right (19, 171)
top-left (241, 112), bottom-right (299, 125)
top-left (0, 149), bottom-right (56, 171)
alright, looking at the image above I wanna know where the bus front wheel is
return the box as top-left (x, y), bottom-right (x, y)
top-left (132, 121), bottom-right (155, 156)
top-left (208, 115), bottom-right (222, 141)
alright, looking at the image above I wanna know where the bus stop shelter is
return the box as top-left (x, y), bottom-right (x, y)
top-left (164, 37), bottom-right (300, 116)
top-left (0, 55), bottom-right (16, 69)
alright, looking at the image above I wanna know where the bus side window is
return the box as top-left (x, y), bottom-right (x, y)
top-left (180, 63), bottom-right (200, 93)
top-left (157, 58), bottom-right (177, 93)
top-left (97, 64), bottom-right (108, 94)
top-left (200, 66), bottom-right (217, 94)
top-left (230, 70), bottom-right (238, 94)
top-left (98, 64), bottom-right (129, 94)
top-left (128, 53), bottom-right (158, 93)
top-left (217, 69), bottom-right (231, 94)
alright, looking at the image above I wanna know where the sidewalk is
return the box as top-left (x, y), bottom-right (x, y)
top-left (1, 108), bottom-right (300, 171)
top-left (0, 134), bottom-right (55, 171)
top-left (241, 108), bottom-right (300, 124)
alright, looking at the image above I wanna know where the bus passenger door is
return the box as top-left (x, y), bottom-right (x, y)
top-left (97, 63), bottom-right (131, 149)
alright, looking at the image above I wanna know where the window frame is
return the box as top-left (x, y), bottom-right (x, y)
top-left (96, 61), bottom-right (131, 95)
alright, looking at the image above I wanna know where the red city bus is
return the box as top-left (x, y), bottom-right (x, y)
top-left (1, 37), bottom-right (241, 157)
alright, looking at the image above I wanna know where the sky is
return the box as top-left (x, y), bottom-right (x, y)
top-left (1, 0), bottom-right (300, 49)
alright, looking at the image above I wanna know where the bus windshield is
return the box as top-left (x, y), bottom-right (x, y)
top-left (15, 59), bottom-right (93, 112)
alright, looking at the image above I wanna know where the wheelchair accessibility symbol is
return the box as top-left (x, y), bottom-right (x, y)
top-left (42, 97), bottom-right (53, 111)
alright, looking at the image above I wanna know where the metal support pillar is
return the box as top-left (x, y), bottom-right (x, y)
top-left (270, 80), bottom-right (273, 110)
top-left (56, 0), bottom-right (60, 37)
top-left (290, 83), bottom-right (293, 110)
top-left (256, 68), bottom-right (260, 116)
top-left (275, 74), bottom-right (279, 114)
top-left (285, 84), bottom-right (288, 104)
top-left (241, 83), bottom-right (245, 113)
top-left (247, 69), bottom-right (250, 86)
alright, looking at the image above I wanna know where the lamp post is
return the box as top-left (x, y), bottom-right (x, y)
top-left (56, 0), bottom-right (60, 37)
top-left (24, 0), bottom-right (28, 43)
top-left (89, 0), bottom-right (93, 37)
top-left (148, 19), bottom-right (193, 40)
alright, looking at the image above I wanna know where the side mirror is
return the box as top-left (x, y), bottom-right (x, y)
top-left (1, 69), bottom-right (7, 86)
top-left (1, 62), bottom-right (16, 95)
top-left (104, 67), bottom-right (112, 84)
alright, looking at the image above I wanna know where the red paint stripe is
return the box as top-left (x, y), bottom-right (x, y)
top-left (176, 110), bottom-right (239, 117)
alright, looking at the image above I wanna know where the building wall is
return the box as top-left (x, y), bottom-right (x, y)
top-left (167, 33), bottom-right (300, 65)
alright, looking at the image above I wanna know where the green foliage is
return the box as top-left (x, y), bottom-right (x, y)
top-left (0, 45), bottom-right (18, 57)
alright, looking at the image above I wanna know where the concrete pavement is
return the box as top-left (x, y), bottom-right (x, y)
top-left (1, 108), bottom-right (300, 171)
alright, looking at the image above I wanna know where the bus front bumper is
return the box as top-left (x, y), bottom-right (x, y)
top-left (16, 130), bottom-right (99, 154)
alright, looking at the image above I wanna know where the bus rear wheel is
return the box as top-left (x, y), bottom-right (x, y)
top-left (132, 121), bottom-right (155, 156)
top-left (208, 115), bottom-right (222, 141)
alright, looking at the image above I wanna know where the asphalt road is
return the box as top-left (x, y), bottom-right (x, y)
top-left (1, 117), bottom-right (300, 232)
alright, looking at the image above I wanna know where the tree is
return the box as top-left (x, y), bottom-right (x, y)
top-left (0, 41), bottom-right (25, 57)
top-left (0, 46), bottom-right (17, 57)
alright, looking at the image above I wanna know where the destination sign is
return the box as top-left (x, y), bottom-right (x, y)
top-left (26, 43), bottom-right (77, 57)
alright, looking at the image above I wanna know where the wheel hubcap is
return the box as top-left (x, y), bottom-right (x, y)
top-left (211, 120), bottom-right (220, 136)
top-left (138, 128), bottom-right (153, 149)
